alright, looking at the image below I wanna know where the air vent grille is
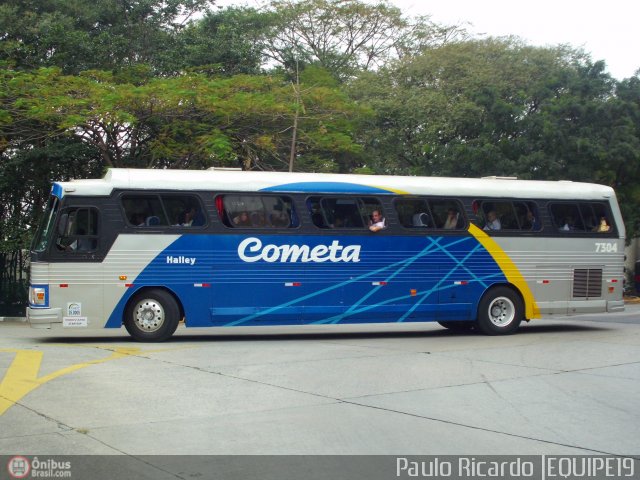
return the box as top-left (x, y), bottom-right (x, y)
top-left (573, 269), bottom-right (603, 298)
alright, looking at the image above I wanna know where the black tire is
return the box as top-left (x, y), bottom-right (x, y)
top-left (476, 286), bottom-right (523, 335)
top-left (438, 321), bottom-right (475, 332)
top-left (124, 289), bottom-right (180, 342)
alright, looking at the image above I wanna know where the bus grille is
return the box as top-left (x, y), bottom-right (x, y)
top-left (572, 268), bottom-right (603, 298)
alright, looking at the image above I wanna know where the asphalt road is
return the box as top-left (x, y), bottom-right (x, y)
top-left (0, 307), bottom-right (639, 476)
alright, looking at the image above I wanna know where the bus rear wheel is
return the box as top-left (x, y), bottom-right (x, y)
top-left (476, 287), bottom-right (522, 335)
top-left (124, 289), bottom-right (180, 342)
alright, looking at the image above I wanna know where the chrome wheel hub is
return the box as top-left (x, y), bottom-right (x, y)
top-left (487, 296), bottom-right (515, 327)
top-left (133, 300), bottom-right (165, 332)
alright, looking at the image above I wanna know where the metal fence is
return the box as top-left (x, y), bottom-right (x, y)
top-left (0, 250), bottom-right (28, 317)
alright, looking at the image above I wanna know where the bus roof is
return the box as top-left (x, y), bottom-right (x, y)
top-left (51, 168), bottom-right (615, 201)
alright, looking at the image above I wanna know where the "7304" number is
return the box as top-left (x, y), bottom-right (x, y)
top-left (595, 242), bottom-right (618, 253)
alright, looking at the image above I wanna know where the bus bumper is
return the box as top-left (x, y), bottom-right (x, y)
top-left (607, 300), bottom-right (625, 313)
top-left (27, 307), bottom-right (62, 329)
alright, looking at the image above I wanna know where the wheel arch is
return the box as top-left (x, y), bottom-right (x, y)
top-left (123, 285), bottom-right (185, 325)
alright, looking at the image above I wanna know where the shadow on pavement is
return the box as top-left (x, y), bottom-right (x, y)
top-left (36, 320), bottom-right (612, 345)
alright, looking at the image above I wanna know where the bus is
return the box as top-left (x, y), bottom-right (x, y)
top-left (27, 168), bottom-right (625, 341)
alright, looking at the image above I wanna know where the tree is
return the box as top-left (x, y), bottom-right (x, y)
top-left (0, 0), bottom-right (214, 74)
top-left (348, 38), bottom-right (640, 236)
top-left (168, 7), bottom-right (271, 76)
top-left (0, 66), bottom-right (365, 172)
top-left (261, 0), bottom-right (466, 81)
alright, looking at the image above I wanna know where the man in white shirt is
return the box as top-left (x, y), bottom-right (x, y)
top-left (369, 209), bottom-right (386, 232)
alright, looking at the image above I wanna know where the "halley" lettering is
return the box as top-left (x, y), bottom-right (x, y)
top-left (166, 255), bottom-right (196, 265)
top-left (238, 237), bottom-right (361, 263)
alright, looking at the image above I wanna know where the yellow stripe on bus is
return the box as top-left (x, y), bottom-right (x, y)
top-left (371, 185), bottom-right (410, 195)
top-left (468, 223), bottom-right (540, 319)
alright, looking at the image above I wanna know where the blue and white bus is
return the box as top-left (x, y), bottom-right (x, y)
top-left (27, 169), bottom-right (625, 341)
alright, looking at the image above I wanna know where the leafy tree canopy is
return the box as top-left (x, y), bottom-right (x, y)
top-left (0, 0), bottom-right (214, 73)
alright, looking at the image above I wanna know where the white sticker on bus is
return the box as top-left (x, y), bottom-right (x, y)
top-left (63, 317), bottom-right (88, 327)
top-left (67, 302), bottom-right (82, 316)
top-left (238, 237), bottom-right (361, 263)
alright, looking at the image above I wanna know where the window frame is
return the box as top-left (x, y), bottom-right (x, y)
top-left (306, 195), bottom-right (386, 231)
top-left (393, 196), bottom-right (466, 231)
top-left (51, 206), bottom-right (100, 255)
top-left (474, 199), bottom-right (541, 233)
top-left (217, 193), bottom-right (300, 230)
top-left (548, 201), bottom-right (616, 235)
top-left (120, 193), bottom-right (207, 228)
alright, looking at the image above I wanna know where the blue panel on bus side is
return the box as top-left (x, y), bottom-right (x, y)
top-left (104, 232), bottom-right (507, 329)
top-left (104, 234), bottom-right (215, 328)
top-left (260, 182), bottom-right (397, 194)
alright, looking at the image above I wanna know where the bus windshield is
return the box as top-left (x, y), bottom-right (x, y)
top-left (31, 196), bottom-right (60, 252)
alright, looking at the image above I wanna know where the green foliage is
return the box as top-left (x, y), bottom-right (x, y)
top-left (0, 0), bottom-right (214, 74)
top-left (1, 0), bottom-right (640, 244)
top-left (169, 7), bottom-right (271, 75)
top-left (0, 136), bottom-right (102, 252)
top-left (261, 0), bottom-right (466, 81)
top-left (349, 38), bottom-right (640, 236)
top-left (0, 65), bottom-right (363, 171)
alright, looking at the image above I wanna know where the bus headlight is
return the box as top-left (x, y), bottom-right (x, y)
top-left (30, 287), bottom-right (47, 306)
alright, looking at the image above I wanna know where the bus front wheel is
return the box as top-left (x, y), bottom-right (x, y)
top-left (476, 287), bottom-right (523, 335)
top-left (124, 289), bottom-right (180, 342)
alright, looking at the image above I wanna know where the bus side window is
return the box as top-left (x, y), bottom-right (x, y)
top-left (122, 195), bottom-right (168, 227)
top-left (517, 201), bottom-right (541, 231)
top-left (221, 194), bottom-right (297, 229)
top-left (308, 196), bottom-right (383, 230)
top-left (429, 199), bottom-right (465, 230)
top-left (160, 195), bottom-right (206, 227)
top-left (394, 198), bottom-right (432, 228)
top-left (307, 198), bottom-right (328, 228)
top-left (587, 202), bottom-right (613, 233)
top-left (55, 207), bottom-right (98, 253)
top-left (550, 203), bottom-right (584, 232)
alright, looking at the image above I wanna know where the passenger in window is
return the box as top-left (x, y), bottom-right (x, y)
top-left (595, 216), bottom-right (610, 233)
top-left (233, 211), bottom-right (251, 227)
top-left (483, 211), bottom-right (501, 231)
top-left (178, 206), bottom-right (197, 226)
top-left (560, 216), bottom-right (575, 231)
top-left (369, 209), bottom-right (386, 232)
top-left (130, 213), bottom-right (146, 226)
top-left (443, 208), bottom-right (459, 229)
top-left (270, 210), bottom-right (289, 228)
top-left (332, 216), bottom-right (346, 228)
top-left (526, 210), bottom-right (541, 230)
top-left (251, 211), bottom-right (267, 227)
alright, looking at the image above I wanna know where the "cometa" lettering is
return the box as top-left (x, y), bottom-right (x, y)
top-left (238, 237), bottom-right (361, 263)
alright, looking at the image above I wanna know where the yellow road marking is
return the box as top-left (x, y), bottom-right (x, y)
top-left (0, 345), bottom-right (195, 416)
